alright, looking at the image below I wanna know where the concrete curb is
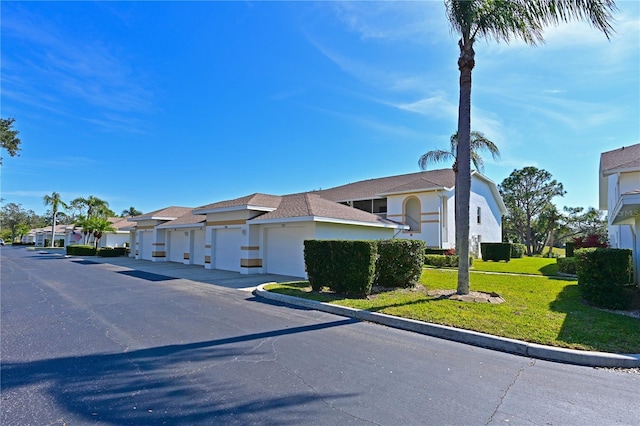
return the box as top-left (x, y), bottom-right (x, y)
top-left (254, 284), bottom-right (640, 368)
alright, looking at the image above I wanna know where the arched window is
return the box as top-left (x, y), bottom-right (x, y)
top-left (404, 197), bottom-right (421, 232)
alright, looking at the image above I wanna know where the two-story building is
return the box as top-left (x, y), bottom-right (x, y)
top-left (599, 143), bottom-right (640, 285)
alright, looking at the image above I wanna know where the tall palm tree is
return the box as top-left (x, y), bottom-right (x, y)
top-left (121, 206), bottom-right (142, 217)
top-left (43, 192), bottom-right (68, 247)
top-left (445, 0), bottom-right (616, 295)
top-left (418, 131), bottom-right (499, 174)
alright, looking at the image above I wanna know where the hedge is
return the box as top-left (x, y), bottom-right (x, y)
top-left (66, 245), bottom-right (97, 256)
top-left (376, 240), bottom-right (425, 288)
top-left (97, 247), bottom-right (128, 257)
top-left (481, 242), bottom-right (511, 262)
top-left (425, 248), bottom-right (449, 255)
top-left (304, 240), bottom-right (377, 296)
top-left (556, 257), bottom-right (577, 275)
top-left (575, 248), bottom-right (632, 310)
top-left (565, 242), bottom-right (575, 258)
top-left (424, 254), bottom-right (473, 268)
top-left (510, 243), bottom-right (526, 259)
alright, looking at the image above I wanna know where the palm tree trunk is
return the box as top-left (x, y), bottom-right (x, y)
top-left (51, 211), bottom-right (57, 248)
top-left (456, 39), bottom-right (474, 295)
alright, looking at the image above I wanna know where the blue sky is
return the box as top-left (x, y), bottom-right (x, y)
top-left (2, 1), bottom-right (638, 217)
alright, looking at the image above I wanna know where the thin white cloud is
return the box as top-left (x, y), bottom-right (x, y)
top-left (1, 5), bottom-right (155, 133)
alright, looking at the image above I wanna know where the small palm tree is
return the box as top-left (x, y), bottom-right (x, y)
top-left (445, 0), bottom-right (616, 295)
top-left (418, 131), bottom-right (499, 174)
top-left (88, 217), bottom-right (115, 248)
top-left (43, 192), bottom-right (68, 247)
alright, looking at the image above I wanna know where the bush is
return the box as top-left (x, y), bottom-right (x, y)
top-left (424, 254), bottom-right (474, 268)
top-left (66, 245), bottom-right (97, 256)
top-left (304, 240), bottom-right (377, 296)
top-left (97, 247), bottom-right (127, 257)
top-left (425, 248), bottom-right (450, 255)
top-left (57, 238), bottom-right (65, 247)
top-left (565, 242), bottom-right (575, 258)
top-left (557, 257), bottom-right (577, 275)
top-left (575, 248), bottom-right (632, 310)
top-left (510, 243), bottom-right (526, 258)
top-left (481, 243), bottom-right (511, 262)
top-left (376, 240), bottom-right (425, 288)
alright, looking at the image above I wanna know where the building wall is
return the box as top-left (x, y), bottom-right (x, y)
top-left (606, 172), bottom-right (639, 250)
top-left (386, 191), bottom-right (443, 247)
top-left (469, 176), bottom-right (503, 256)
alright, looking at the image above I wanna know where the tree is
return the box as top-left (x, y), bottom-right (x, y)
top-left (121, 206), bottom-right (142, 217)
top-left (0, 117), bottom-right (22, 165)
top-left (0, 202), bottom-right (37, 242)
top-left (43, 192), bottom-right (68, 248)
top-left (71, 196), bottom-right (114, 218)
top-left (87, 216), bottom-right (115, 248)
top-left (444, 0), bottom-right (616, 294)
top-left (418, 130), bottom-right (500, 174)
top-left (500, 167), bottom-right (566, 255)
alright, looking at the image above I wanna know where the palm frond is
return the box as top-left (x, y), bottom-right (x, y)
top-left (418, 149), bottom-right (455, 171)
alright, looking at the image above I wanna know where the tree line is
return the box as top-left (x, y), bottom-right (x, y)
top-left (0, 195), bottom-right (142, 247)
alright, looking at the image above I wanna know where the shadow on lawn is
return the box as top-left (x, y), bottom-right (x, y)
top-left (548, 284), bottom-right (640, 353)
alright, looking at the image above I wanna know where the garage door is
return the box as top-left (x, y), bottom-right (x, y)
top-left (169, 231), bottom-right (186, 263)
top-left (139, 231), bottom-right (154, 261)
top-left (193, 229), bottom-right (206, 266)
top-left (265, 226), bottom-right (309, 277)
top-left (214, 228), bottom-right (241, 272)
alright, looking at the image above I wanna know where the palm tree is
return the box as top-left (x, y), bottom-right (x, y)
top-left (43, 192), bottom-right (68, 247)
top-left (121, 206), bottom-right (142, 217)
top-left (445, 0), bottom-right (616, 295)
top-left (71, 196), bottom-right (111, 218)
top-left (418, 131), bottom-right (499, 174)
top-left (88, 216), bottom-right (115, 248)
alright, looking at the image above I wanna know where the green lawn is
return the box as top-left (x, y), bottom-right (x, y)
top-left (265, 269), bottom-right (640, 354)
top-left (472, 256), bottom-right (560, 276)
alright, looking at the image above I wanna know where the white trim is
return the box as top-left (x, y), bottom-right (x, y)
top-left (249, 215), bottom-right (408, 229)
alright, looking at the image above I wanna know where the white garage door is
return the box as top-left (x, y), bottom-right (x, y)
top-left (169, 231), bottom-right (186, 263)
top-left (140, 231), bottom-right (154, 261)
top-left (265, 226), bottom-right (309, 277)
top-left (193, 229), bottom-right (206, 266)
top-left (214, 228), bottom-right (241, 272)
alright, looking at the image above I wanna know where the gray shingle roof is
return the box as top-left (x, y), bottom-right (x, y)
top-left (250, 193), bottom-right (399, 226)
top-left (315, 168), bottom-right (455, 201)
top-left (194, 193), bottom-right (282, 212)
top-left (129, 206), bottom-right (193, 221)
top-left (157, 212), bottom-right (206, 228)
top-left (600, 143), bottom-right (640, 173)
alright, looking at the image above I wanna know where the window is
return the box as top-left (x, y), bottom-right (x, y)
top-left (477, 207), bottom-right (481, 224)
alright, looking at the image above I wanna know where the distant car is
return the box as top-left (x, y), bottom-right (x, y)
top-left (0, 239), bottom-right (4, 246)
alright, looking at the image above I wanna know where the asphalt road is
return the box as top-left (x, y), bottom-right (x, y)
top-left (1, 246), bottom-right (638, 425)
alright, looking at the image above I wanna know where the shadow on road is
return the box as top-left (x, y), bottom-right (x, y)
top-left (1, 319), bottom-right (358, 424)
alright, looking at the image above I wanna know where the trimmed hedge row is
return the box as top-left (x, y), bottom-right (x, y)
top-left (510, 243), bottom-right (526, 259)
top-left (425, 248), bottom-right (449, 255)
top-left (424, 254), bottom-right (473, 268)
top-left (575, 248), bottom-right (632, 309)
top-left (66, 245), bottom-right (97, 256)
top-left (97, 247), bottom-right (128, 257)
top-left (565, 242), bottom-right (576, 258)
top-left (376, 240), bottom-right (425, 288)
top-left (481, 242), bottom-right (511, 262)
top-left (556, 257), bottom-right (577, 275)
top-left (304, 239), bottom-right (425, 296)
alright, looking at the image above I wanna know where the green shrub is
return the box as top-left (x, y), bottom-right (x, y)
top-left (481, 243), bottom-right (511, 262)
top-left (575, 248), bottom-right (632, 309)
top-left (97, 247), bottom-right (127, 257)
top-left (425, 248), bottom-right (449, 255)
top-left (557, 257), bottom-right (577, 275)
top-left (510, 243), bottom-right (526, 259)
top-left (57, 238), bottom-right (65, 247)
top-left (376, 240), bottom-right (425, 288)
top-left (565, 242), bottom-right (575, 257)
top-left (424, 254), bottom-right (473, 268)
top-left (304, 240), bottom-right (377, 296)
top-left (66, 245), bottom-right (97, 256)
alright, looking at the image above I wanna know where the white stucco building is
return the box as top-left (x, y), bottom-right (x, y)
top-left (599, 143), bottom-right (640, 286)
top-left (125, 168), bottom-right (506, 277)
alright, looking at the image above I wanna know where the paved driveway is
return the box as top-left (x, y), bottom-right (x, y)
top-left (64, 251), bottom-right (303, 290)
